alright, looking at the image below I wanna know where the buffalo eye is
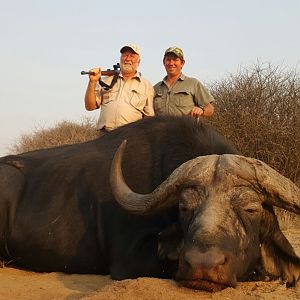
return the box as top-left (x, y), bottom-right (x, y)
top-left (236, 190), bottom-right (263, 215)
top-left (244, 204), bottom-right (261, 214)
top-left (179, 186), bottom-right (206, 213)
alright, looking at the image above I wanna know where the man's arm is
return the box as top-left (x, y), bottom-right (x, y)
top-left (192, 79), bottom-right (215, 118)
top-left (143, 83), bottom-right (155, 117)
top-left (203, 102), bottom-right (214, 116)
top-left (84, 68), bottom-right (101, 111)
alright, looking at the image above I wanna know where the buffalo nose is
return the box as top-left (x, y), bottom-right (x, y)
top-left (184, 247), bottom-right (226, 270)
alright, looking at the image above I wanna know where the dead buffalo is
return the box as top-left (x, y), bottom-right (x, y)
top-left (0, 115), bottom-right (299, 292)
top-left (111, 138), bottom-right (300, 291)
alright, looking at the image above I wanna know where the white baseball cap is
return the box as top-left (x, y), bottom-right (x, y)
top-left (120, 44), bottom-right (141, 56)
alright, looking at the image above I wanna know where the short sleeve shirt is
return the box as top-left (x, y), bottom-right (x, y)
top-left (95, 73), bottom-right (154, 130)
top-left (153, 74), bottom-right (214, 116)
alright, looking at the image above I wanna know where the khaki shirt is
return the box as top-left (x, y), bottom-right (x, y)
top-left (95, 73), bottom-right (154, 130)
top-left (153, 74), bottom-right (214, 116)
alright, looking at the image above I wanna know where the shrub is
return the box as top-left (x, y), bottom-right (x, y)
top-left (208, 62), bottom-right (300, 183)
top-left (10, 117), bottom-right (98, 154)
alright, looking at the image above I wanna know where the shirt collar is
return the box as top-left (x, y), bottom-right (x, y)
top-left (161, 73), bottom-right (186, 85)
top-left (119, 71), bottom-right (141, 81)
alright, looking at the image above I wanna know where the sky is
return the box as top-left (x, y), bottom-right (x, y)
top-left (0, 0), bottom-right (299, 156)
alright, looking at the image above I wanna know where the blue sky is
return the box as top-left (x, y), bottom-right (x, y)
top-left (0, 0), bottom-right (299, 156)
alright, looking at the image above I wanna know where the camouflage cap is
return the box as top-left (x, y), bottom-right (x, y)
top-left (164, 46), bottom-right (184, 59)
top-left (120, 44), bottom-right (141, 56)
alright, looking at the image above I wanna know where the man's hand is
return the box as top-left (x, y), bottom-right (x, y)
top-left (190, 106), bottom-right (205, 118)
top-left (190, 103), bottom-right (215, 118)
top-left (89, 67), bottom-right (102, 82)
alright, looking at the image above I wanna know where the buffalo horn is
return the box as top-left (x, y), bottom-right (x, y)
top-left (226, 155), bottom-right (300, 215)
top-left (110, 142), bottom-right (300, 216)
top-left (110, 140), bottom-right (217, 215)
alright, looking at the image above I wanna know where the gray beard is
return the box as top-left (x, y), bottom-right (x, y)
top-left (121, 64), bottom-right (137, 74)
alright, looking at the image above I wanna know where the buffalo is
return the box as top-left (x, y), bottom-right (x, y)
top-left (0, 115), bottom-right (299, 292)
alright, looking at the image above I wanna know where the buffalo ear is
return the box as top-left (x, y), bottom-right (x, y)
top-left (260, 207), bottom-right (300, 287)
top-left (158, 222), bottom-right (183, 261)
top-left (260, 238), bottom-right (300, 287)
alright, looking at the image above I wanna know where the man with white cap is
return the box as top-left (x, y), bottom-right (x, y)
top-left (154, 46), bottom-right (214, 118)
top-left (84, 44), bottom-right (154, 132)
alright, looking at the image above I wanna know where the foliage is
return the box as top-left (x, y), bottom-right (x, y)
top-left (10, 117), bottom-right (98, 154)
top-left (208, 62), bottom-right (300, 184)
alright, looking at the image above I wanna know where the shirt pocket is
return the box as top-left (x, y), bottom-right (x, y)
top-left (173, 91), bottom-right (193, 108)
top-left (154, 90), bottom-right (167, 113)
top-left (102, 90), bottom-right (118, 105)
top-left (130, 89), bottom-right (147, 111)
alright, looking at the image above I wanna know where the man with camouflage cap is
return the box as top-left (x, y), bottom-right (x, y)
top-left (154, 46), bottom-right (214, 118)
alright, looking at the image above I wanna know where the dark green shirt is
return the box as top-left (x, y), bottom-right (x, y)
top-left (153, 74), bottom-right (214, 116)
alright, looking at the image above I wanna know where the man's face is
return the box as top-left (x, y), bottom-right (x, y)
top-left (120, 50), bottom-right (140, 74)
top-left (163, 54), bottom-right (185, 76)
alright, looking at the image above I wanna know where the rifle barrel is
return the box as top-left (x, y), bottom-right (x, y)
top-left (81, 70), bottom-right (118, 76)
top-left (81, 71), bottom-right (95, 75)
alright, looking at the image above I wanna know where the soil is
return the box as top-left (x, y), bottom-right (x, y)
top-left (0, 229), bottom-right (299, 300)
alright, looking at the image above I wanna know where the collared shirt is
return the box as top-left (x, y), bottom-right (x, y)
top-left (95, 73), bottom-right (154, 130)
top-left (153, 73), bottom-right (214, 116)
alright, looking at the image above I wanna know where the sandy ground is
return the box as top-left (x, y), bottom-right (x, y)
top-left (0, 228), bottom-right (299, 300)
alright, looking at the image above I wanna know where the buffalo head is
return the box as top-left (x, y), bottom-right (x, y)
top-left (110, 140), bottom-right (300, 291)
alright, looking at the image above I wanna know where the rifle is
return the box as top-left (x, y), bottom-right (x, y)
top-left (81, 63), bottom-right (121, 91)
top-left (81, 63), bottom-right (120, 76)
